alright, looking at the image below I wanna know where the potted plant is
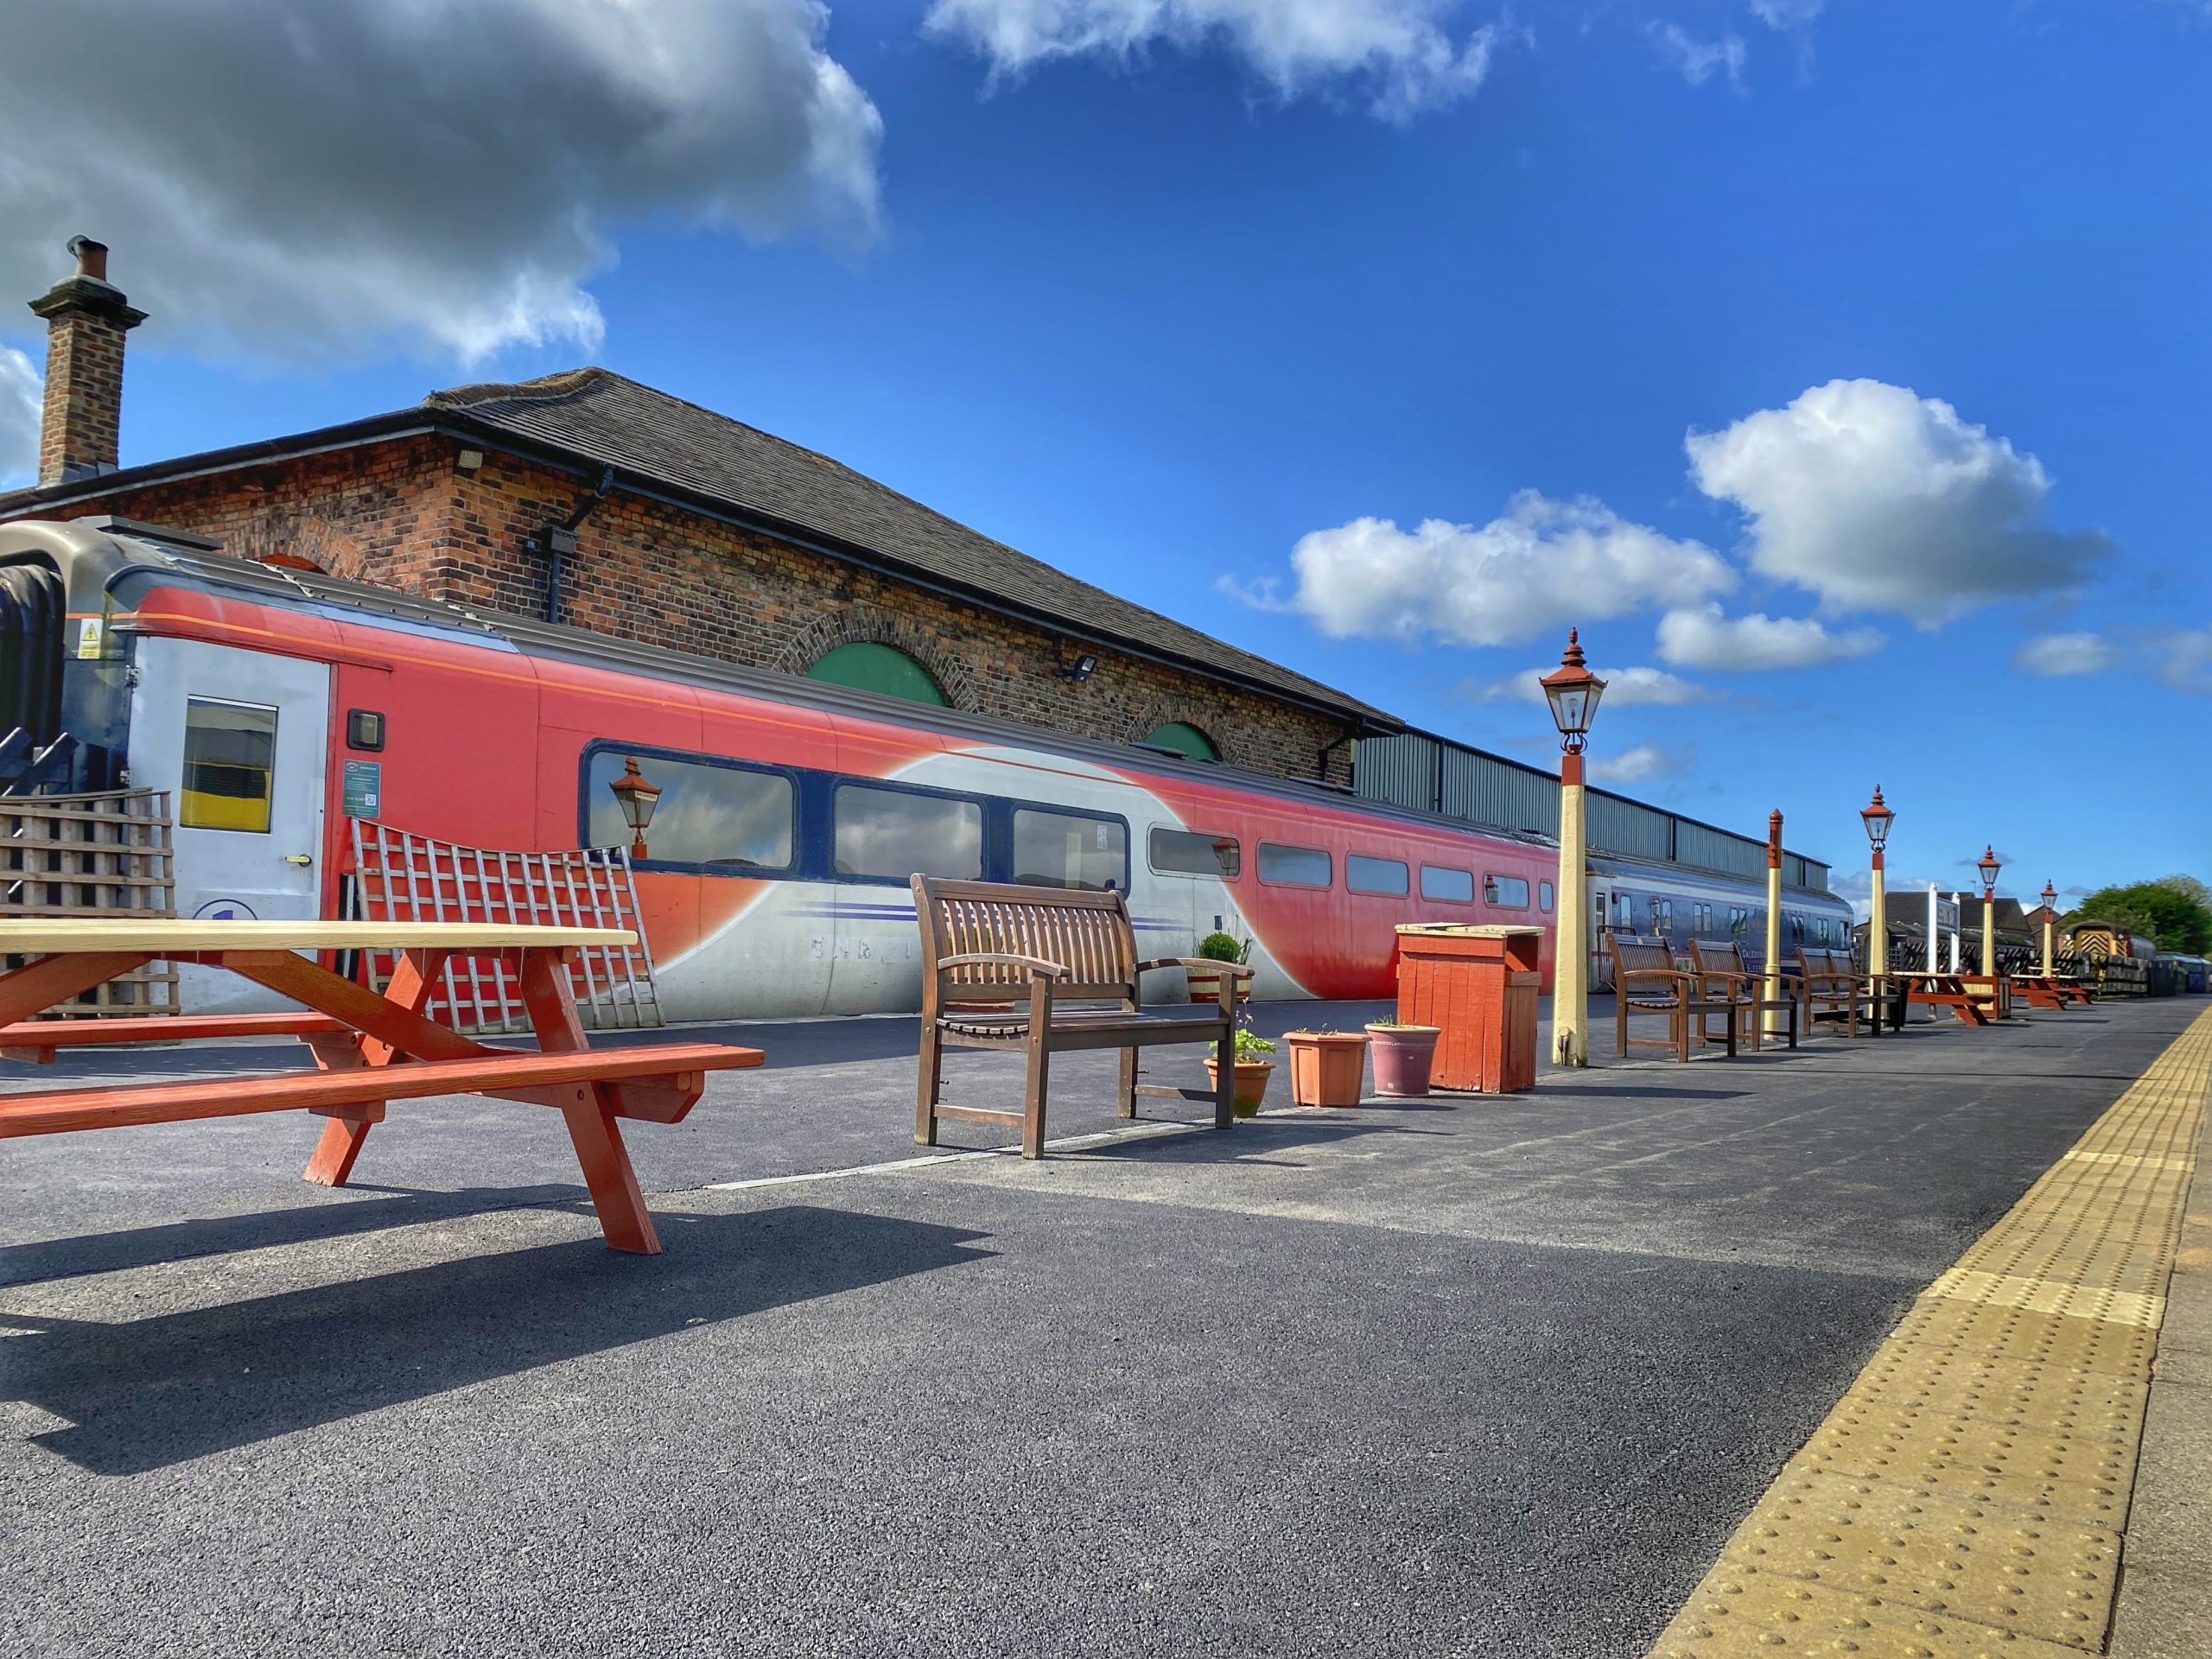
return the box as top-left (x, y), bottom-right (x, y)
top-left (1187, 931), bottom-right (1255, 1005)
top-left (1284, 1027), bottom-right (1369, 1108)
top-left (1203, 1023), bottom-right (1276, 1116)
top-left (1366, 1020), bottom-right (1441, 1097)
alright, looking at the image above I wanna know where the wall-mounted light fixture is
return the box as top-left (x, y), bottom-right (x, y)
top-left (1056, 652), bottom-right (1098, 683)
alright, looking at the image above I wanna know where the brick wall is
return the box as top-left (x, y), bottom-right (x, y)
top-left (9, 435), bottom-right (1356, 783)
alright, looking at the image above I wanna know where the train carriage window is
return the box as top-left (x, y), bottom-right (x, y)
top-left (1695, 903), bottom-right (1713, 934)
top-left (1539, 880), bottom-right (1554, 912)
top-left (1347, 855), bottom-right (1409, 897)
top-left (1257, 842), bottom-right (1331, 889)
top-left (834, 784), bottom-right (982, 881)
top-left (1487, 874), bottom-right (1532, 909)
top-left (1650, 897), bottom-right (1673, 935)
top-left (1149, 827), bottom-right (1240, 879)
top-left (1789, 915), bottom-right (1807, 943)
top-left (1420, 864), bottom-right (1474, 903)
top-left (1729, 906), bottom-right (1750, 937)
top-left (181, 698), bottom-right (277, 834)
top-left (1613, 893), bottom-right (1636, 930)
top-left (586, 751), bottom-right (794, 871)
top-left (1014, 809), bottom-right (1128, 892)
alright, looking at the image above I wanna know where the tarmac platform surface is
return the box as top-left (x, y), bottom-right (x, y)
top-left (2, 995), bottom-right (2202, 1657)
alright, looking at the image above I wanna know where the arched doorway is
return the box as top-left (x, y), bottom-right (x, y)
top-left (805, 641), bottom-right (949, 707)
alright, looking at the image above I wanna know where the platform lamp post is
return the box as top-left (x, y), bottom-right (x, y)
top-left (2041, 880), bottom-right (2058, 978)
top-left (1540, 630), bottom-right (1606, 1067)
top-left (608, 755), bottom-right (662, 862)
top-left (1977, 845), bottom-right (2001, 977)
top-left (1764, 810), bottom-right (1786, 1038)
top-left (1860, 786), bottom-right (1894, 976)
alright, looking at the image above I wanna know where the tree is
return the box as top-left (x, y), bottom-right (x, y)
top-left (2073, 880), bottom-right (2212, 955)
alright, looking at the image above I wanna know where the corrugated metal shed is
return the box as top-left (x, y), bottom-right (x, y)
top-left (1355, 728), bottom-right (1833, 892)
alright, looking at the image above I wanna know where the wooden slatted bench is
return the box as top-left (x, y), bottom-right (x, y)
top-left (1689, 938), bottom-right (1800, 1051)
top-left (912, 874), bottom-right (1251, 1159)
top-left (1792, 945), bottom-right (1892, 1038)
top-left (1610, 935), bottom-right (1741, 1062)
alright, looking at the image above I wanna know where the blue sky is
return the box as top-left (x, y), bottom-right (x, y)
top-left (2, 0), bottom-right (2206, 906)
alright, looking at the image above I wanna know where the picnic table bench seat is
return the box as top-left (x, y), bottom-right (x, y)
top-left (912, 874), bottom-right (1247, 1158)
top-left (0, 1010), bottom-right (349, 1064)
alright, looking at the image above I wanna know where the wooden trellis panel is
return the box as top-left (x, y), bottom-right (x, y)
top-left (348, 820), bottom-right (663, 1035)
top-left (0, 789), bottom-right (179, 1016)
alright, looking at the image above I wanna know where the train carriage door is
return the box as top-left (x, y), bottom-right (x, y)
top-left (130, 639), bottom-right (330, 1008)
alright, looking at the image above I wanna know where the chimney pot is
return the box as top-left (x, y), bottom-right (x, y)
top-left (67, 236), bottom-right (110, 283)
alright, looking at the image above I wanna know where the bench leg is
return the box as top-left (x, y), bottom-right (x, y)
top-left (563, 1088), bottom-right (661, 1255)
top-left (1117, 1047), bottom-right (1139, 1119)
top-left (915, 1024), bottom-right (944, 1147)
top-left (1020, 1036), bottom-right (1050, 1160)
top-left (1213, 1026), bottom-right (1234, 1129)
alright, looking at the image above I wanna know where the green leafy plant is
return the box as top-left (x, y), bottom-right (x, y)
top-left (1198, 931), bottom-right (1249, 964)
top-left (2073, 877), bottom-right (2212, 955)
top-left (1231, 1024), bottom-right (1276, 1060)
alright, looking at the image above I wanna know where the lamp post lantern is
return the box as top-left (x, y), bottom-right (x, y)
top-left (1977, 845), bottom-right (2001, 977)
top-left (1860, 785), bottom-right (1894, 977)
top-left (1539, 629), bottom-right (1605, 1066)
top-left (608, 755), bottom-right (662, 861)
top-left (2041, 879), bottom-right (2058, 978)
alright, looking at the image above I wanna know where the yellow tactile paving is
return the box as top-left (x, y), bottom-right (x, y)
top-left (1646, 1005), bottom-right (2212, 1657)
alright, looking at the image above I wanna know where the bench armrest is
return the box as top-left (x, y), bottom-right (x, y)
top-left (1617, 968), bottom-right (1690, 987)
top-left (936, 952), bottom-right (1069, 980)
top-left (1138, 958), bottom-right (1255, 978)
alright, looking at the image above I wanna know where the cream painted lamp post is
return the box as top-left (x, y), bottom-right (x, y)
top-left (2041, 880), bottom-right (2058, 977)
top-left (1977, 845), bottom-right (2001, 977)
top-left (1860, 785), bottom-right (1894, 976)
top-left (1540, 629), bottom-right (1606, 1067)
top-left (1764, 810), bottom-right (1786, 1037)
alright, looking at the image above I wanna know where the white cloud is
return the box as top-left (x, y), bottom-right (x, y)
top-left (1278, 491), bottom-right (1736, 646)
top-left (1656, 602), bottom-right (1885, 670)
top-left (924, 0), bottom-right (1509, 119)
top-left (2013, 632), bottom-right (2117, 677)
top-left (1590, 741), bottom-right (1694, 785)
top-left (2009, 626), bottom-right (2212, 694)
top-left (0, 0), bottom-right (883, 364)
top-left (1685, 379), bottom-right (2109, 626)
top-left (1750, 0), bottom-right (1824, 26)
top-left (1648, 22), bottom-right (1745, 87)
top-left (1477, 664), bottom-right (1718, 706)
top-left (0, 348), bottom-right (37, 487)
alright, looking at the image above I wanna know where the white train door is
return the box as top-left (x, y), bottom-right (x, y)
top-left (130, 638), bottom-right (330, 1011)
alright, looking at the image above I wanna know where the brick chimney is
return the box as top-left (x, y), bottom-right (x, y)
top-left (28, 237), bottom-right (146, 486)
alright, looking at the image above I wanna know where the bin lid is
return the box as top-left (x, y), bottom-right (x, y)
top-left (1394, 924), bottom-right (1547, 938)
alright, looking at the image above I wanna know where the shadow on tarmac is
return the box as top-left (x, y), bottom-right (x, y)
top-left (3, 1205), bottom-right (995, 1476)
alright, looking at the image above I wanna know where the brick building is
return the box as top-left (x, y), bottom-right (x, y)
top-left (1, 245), bottom-right (1394, 781)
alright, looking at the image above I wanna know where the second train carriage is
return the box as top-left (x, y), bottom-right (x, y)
top-left (0, 518), bottom-right (1855, 1016)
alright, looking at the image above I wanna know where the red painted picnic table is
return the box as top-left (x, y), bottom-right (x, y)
top-left (0, 920), bottom-right (761, 1254)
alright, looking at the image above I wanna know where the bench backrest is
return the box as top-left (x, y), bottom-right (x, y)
top-left (1690, 938), bottom-right (1751, 976)
top-left (1607, 934), bottom-right (1680, 977)
top-left (1796, 945), bottom-right (1854, 982)
top-left (911, 875), bottom-right (1139, 1010)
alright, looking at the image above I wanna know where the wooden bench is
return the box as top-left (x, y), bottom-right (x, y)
top-left (0, 1010), bottom-right (347, 1064)
top-left (1791, 945), bottom-right (1897, 1037)
top-left (912, 874), bottom-right (1251, 1158)
top-left (1689, 939), bottom-right (1800, 1050)
top-left (1610, 934), bottom-right (1742, 1062)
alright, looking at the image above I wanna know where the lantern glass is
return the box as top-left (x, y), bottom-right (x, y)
top-left (1978, 848), bottom-right (2000, 896)
top-left (1545, 681), bottom-right (1598, 738)
top-left (610, 756), bottom-right (661, 834)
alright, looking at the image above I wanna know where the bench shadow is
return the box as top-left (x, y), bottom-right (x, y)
top-left (0, 1183), bottom-right (591, 1288)
top-left (3, 1205), bottom-right (993, 1477)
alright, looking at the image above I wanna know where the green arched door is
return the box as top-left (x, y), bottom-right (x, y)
top-left (1143, 721), bottom-right (1218, 760)
top-left (805, 642), bottom-right (948, 706)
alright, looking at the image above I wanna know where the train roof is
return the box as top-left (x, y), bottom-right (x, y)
top-left (1587, 847), bottom-right (1844, 906)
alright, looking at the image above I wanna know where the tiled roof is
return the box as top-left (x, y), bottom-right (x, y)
top-left (425, 368), bottom-right (1392, 724)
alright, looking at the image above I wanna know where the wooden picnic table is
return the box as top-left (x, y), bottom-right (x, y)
top-left (1899, 971), bottom-right (1999, 1027)
top-left (0, 920), bottom-right (762, 1254)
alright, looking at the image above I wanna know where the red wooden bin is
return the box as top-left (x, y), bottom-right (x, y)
top-left (1394, 925), bottom-right (1544, 1094)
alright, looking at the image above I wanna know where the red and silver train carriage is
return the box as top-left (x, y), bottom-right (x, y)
top-left (0, 518), bottom-right (1852, 1017)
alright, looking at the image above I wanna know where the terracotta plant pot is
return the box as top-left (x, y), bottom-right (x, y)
top-left (1186, 968), bottom-right (1253, 1005)
top-left (1285, 1031), bottom-right (1369, 1108)
top-left (1204, 1057), bottom-right (1274, 1116)
top-left (1366, 1024), bottom-right (1440, 1097)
